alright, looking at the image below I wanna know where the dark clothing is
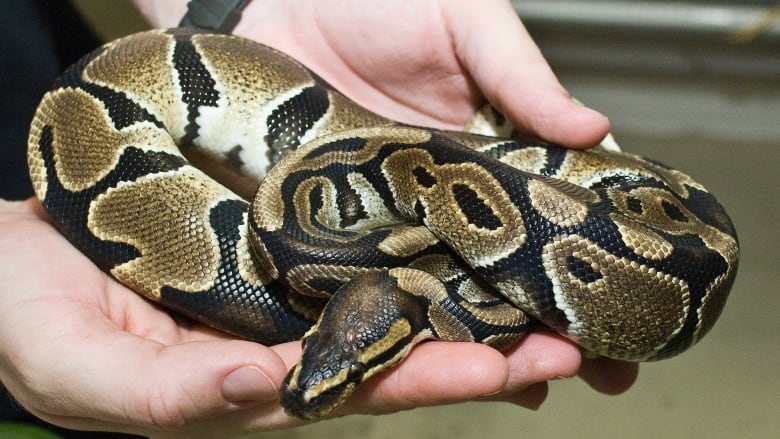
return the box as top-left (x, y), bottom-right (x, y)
top-left (0, 3), bottom-right (142, 437)
top-left (0, 0), bottom-right (100, 200)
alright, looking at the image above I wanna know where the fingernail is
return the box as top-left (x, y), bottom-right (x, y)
top-left (221, 366), bottom-right (278, 403)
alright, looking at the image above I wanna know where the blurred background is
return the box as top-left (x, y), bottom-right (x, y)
top-left (3, 0), bottom-right (778, 437)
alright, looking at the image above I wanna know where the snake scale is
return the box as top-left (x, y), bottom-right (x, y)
top-left (27, 28), bottom-right (739, 419)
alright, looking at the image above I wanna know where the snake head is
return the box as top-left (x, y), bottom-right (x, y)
top-left (279, 269), bottom-right (433, 420)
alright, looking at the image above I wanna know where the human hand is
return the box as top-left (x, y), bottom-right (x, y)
top-left (133, 0), bottom-right (610, 148)
top-left (0, 200), bottom-right (635, 437)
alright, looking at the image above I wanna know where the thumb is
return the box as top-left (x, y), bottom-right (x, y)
top-left (448, 1), bottom-right (610, 148)
top-left (115, 337), bottom-right (290, 428)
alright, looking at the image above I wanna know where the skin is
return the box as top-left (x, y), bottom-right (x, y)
top-left (0, 1), bottom-right (638, 437)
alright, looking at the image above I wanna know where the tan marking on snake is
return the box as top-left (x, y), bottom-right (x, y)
top-left (611, 215), bottom-right (674, 261)
top-left (29, 88), bottom-right (178, 193)
top-left (526, 178), bottom-right (593, 228)
top-left (377, 226), bottom-right (440, 257)
top-left (89, 166), bottom-right (239, 298)
top-left (542, 234), bottom-right (690, 360)
top-left (83, 30), bottom-right (187, 140)
top-left (382, 147), bottom-right (527, 268)
top-left (495, 146), bottom-right (549, 175)
top-left (609, 187), bottom-right (738, 260)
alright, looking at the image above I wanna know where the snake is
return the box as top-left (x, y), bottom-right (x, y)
top-left (27, 28), bottom-right (739, 419)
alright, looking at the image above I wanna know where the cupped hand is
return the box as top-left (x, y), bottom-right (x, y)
top-left (0, 200), bottom-right (637, 437)
top-left (135, 0), bottom-right (610, 147)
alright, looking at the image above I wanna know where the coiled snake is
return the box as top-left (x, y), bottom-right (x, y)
top-left (27, 28), bottom-right (739, 419)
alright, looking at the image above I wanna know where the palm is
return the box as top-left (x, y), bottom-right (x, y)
top-left (2, 200), bottom-right (209, 345)
top-left (237, 0), bottom-right (475, 129)
top-left (236, 0), bottom-right (609, 147)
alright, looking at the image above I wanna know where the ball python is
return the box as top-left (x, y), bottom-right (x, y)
top-left (27, 28), bottom-right (739, 419)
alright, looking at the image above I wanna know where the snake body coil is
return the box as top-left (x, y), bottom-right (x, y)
top-left (27, 28), bottom-right (739, 419)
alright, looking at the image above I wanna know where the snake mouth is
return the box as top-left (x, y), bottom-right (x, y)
top-left (279, 368), bottom-right (356, 420)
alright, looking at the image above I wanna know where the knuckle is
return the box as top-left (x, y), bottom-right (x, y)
top-left (141, 383), bottom-right (192, 431)
top-left (123, 380), bottom-right (195, 432)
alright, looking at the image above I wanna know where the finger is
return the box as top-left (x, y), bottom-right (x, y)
top-left (339, 331), bottom-right (581, 415)
top-left (504, 331), bottom-right (582, 387)
top-left (484, 331), bottom-right (581, 407)
top-left (336, 341), bottom-right (510, 416)
top-left (447, 1), bottom-right (610, 148)
top-left (578, 357), bottom-right (640, 395)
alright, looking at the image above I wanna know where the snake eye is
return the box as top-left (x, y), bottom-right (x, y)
top-left (347, 362), bottom-right (367, 383)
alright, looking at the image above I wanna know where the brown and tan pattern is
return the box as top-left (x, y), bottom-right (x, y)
top-left (27, 28), bottom-right (739, 419)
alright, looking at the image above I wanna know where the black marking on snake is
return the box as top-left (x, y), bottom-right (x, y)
top-left (36, 127), bottom-right (186, 271)
top-left (412, 166), bottom-right (436, 188)
top-left (451, 183), bottom-right (502, 230)
top-left (482, 237), bottom-right (569, 328)
top-left (225, 145), bottom-right (245, 168)
top-left (281, 160), bottom-right (391, 239)
top-left (266, 85), bottom-right (330, 162)
top-left (489, 106), bottom-right (507, 126)
top-left (672, 251), bottom-right (732, 355)
top-left (439, 295), bottom-right (528, 343)
top-left (414, 200), bottom-right (427, 224)
top-left (427, 133), bottom-right (536, 210)
top-left (566, 255), bottom-right (603, 283)
top-left (683, 186), bottom-right (738, 237)
top-left (480, 140), bottom-right (543, 161)
top-left (539, 146), bottom-right (567, 177)
top-left (303, 136), bottom-right (368, 160)
top-left (627, 196), bottom-right (643, 214)
top-left (160, 199), bottom-right (313, 344)
top-left (653, 236), bottom-right (731, 357)
top-left (662, 200), bottom-right (689, 222)
top-left (336, 182), bottom-right (369, 228)
top-left (82, 83), bottom-right (162, 130)
top-left (169, 29), bottom-right (220, 146)
top-left (591, 173), bottom-right (667, 192)
top-left (305, 182), bottom-right (358, 239)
